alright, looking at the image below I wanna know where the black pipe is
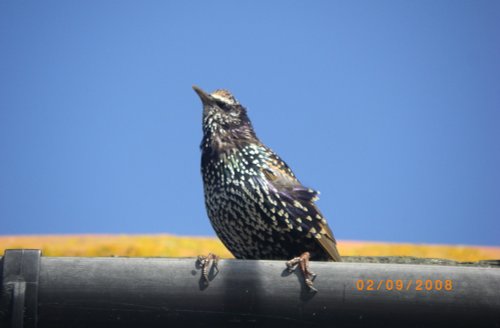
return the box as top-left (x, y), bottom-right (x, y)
top-left (1, 249), bottom-right (499, 327)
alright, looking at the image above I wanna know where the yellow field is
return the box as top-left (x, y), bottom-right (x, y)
top-left (0, 234), bottom-right (499, 262)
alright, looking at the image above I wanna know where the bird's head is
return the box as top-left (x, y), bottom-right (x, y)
top-left (193, 86), bottom-right (257, 150)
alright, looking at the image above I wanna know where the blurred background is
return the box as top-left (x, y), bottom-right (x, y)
top-left (1, 1), bottom-right (499, 253)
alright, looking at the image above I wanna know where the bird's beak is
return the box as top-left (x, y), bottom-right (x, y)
top-left (192, 85), bottom-right (212, 105)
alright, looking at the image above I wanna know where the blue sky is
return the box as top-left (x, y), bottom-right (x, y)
top-left (0, 1), bottom-right (499, 246)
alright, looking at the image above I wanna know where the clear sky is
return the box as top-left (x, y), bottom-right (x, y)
top-left (0, 1), bottom-right (499, 246)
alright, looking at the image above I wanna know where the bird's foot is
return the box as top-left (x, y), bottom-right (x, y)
top-left (286, 252), bottom-right (318, 292)
top-left (196, 253), bottom-right (219, 285)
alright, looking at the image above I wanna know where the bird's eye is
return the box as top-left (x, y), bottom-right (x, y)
top-left (216, 101), bottom-right (229, 110)
top-left (216, 100), bottom-right (239, 118)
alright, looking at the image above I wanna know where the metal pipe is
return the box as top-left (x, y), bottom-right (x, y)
top-left (1, 249), bottom-right (499, 327)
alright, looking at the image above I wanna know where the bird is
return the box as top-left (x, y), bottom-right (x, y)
top-left (193, 86), bottom-right (341, 291)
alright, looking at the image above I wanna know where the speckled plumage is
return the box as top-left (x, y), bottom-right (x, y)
top-left (194, 86), bottom-right (341, 262)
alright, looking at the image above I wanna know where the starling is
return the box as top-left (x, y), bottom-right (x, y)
top-left (193, 86), bottom-right (341, 291)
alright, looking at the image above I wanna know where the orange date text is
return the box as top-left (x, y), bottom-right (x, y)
top-left (355, 279), bottom-right (453, 291)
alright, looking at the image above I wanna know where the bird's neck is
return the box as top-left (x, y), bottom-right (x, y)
top-left (201, 127), bottom-right (260, 162)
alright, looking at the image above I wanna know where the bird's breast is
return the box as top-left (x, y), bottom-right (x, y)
top-left (201, 146), bottom-right (273, 225)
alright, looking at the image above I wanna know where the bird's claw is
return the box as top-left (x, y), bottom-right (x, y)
top-left (305, 278), bottom-right (318, 292)
top-left (286, 259), bottom-right (298, 272)
top-left (197, 253), bottom-right (219, 284)
top-left (286, 252), bottom-right (318, 292)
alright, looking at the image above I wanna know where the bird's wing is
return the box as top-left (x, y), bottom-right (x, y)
top-left (252, 149), bottom-right (341, 261)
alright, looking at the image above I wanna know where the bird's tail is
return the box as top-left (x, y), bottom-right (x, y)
top-left (318, 231), bottom-right (342, 262)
